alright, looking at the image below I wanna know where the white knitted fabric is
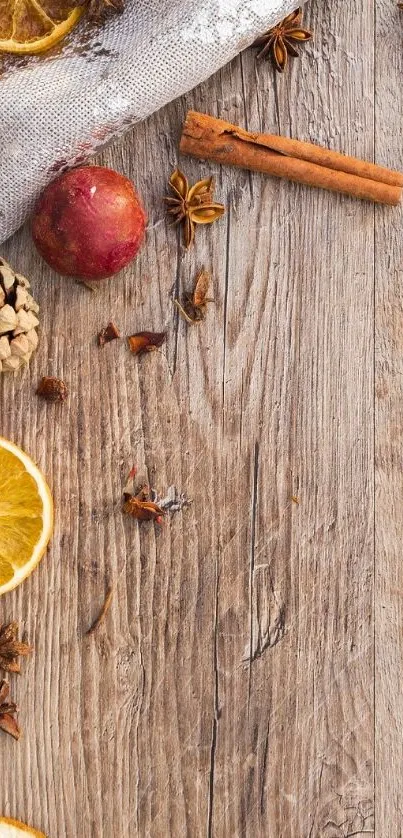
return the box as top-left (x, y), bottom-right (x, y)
top-left (0, 0), bottom-right (302, 242)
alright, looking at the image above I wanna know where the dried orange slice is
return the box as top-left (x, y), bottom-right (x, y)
top-left (0, 438), bottom-right (53, 595)
top-left (0, 817), bottom-right (46, 837)
top-left (0, 0), bottom-right (83, 55)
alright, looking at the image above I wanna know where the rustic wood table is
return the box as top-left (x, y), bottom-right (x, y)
top-left (1, 0), bottom-right (400, 835)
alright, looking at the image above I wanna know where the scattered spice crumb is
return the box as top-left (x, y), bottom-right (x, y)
top-left (98, 321), bottom-right (120, 346)
top-left (175, 268), bottom-right (214, 325)
top-left (291, 496), bottom-right (300, 505)
top-left (86, 588), bottom-right (113, 635)
top-left (152, 485), bottom-right (192, 514)
top-left (36, 376), bottom-right (68, 403)
top-left (128, 331), bottom-right (166, 356)
top-left (0, 680), bottom-right (20, 740)
top-left (123, 467), bottom-right (191, 522)
top-left (0, 622), bottom-right (32, 674)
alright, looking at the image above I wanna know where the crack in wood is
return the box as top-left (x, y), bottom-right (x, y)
top-left (207, 550), bottom-right (220, 838)
top-left (247, 442), bottom-right (260, 711)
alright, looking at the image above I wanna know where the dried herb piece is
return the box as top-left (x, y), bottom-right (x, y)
top-left (83, 0), bottom-right (124, 23)
top-left (175, 268), bottom-right (214, 325)
top-left (252, 7), bottom-right (312, 73)
top-left (98, 322), bottom-right (120, 347)
top-left (86, 588), bottom-right (113, 635)
top-left (0, 622), bottom-right (32, 674)
top-left (123, 467), bottom-right (164, 524)
top-left (128, 331), bottom-right (166, 356)
top-left (0, 680), bottom-right (20, 740)
top-left (164, 169), bottom-right (225, 248)
top-left (36, 376), bottom-right (68, 403)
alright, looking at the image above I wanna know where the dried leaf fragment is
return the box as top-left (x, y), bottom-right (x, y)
top-left (36, 376), bottom-right (68, 403)
top-left (128, 331), bottom-right (166, 356)
top-left (0, 622), bottom-right (32, 674)
top-left (175, 268), bottom-right (214, 325)
top-left (0, 680), bottom-right (20, 740)
top-left (98, 321), bottom-right (120, 347)
top-left (164, 168), bottom-right (225, 248)
top-left (252, 7), bottom-right (312, 73)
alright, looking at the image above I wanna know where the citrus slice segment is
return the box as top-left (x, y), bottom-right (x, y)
top-left (0, 438), bottom-right (53, 595)
top-left (0, 817), bottom-right (46, 837)
top-left (0, 0), bottom-right (83, 54)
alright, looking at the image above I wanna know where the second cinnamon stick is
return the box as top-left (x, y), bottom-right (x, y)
top-left (180, 111), bottom-right (403, 206)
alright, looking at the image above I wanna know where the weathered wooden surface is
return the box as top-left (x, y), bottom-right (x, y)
top-left (1, 0), bottom-right (400, 834)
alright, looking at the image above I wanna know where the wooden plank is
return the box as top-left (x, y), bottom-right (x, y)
top-left (375, 1), bottom-right (403, 835)
top-left (0, 0), bottom-right (377, 835)
top-left (201, 2), bottom-right (375, 835)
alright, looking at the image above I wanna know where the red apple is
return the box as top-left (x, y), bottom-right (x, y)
top-left (32, 166), bottom-right (146, 280)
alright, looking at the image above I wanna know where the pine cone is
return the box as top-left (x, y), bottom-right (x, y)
top-left (0, 258), bottom-right (40, 373)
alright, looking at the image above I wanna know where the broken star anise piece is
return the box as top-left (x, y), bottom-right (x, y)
top-left (252, 7), bottom-right (312, 73)
top-left (128, 331), bottom-right (166, 356)
top-left (123, 467), bottom-right (165, 524)
top-left (175, 268), bottom-right (214, 325)
top-left (0, 680), bottom-right (20, 740)
top-left (98, 322), bottom-right (120, 347)
top-left (164, 169), bottom-right (225, 249)
top-left (0, 622), bottom-right (32, 674)
top-left (84, 0), bottom-right (124, 23)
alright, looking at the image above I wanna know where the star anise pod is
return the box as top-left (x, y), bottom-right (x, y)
top-left (0, 680), bottom-right (20, 740)
top-left (252, 7), bottom-right (312, 73)
top-left (164, 169), bottom-right (225, 249)
top-left (175, 268), bottom-right (214, 325)
top-left (0, 622), bottom-right (32, 674)
top-left (84, 0), bottom-right (124, 23)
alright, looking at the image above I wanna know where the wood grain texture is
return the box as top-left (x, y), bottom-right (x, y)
top-left (0, 0), bottom-right (398, 834)
top-left (375, 2), bottom-right (403, 836)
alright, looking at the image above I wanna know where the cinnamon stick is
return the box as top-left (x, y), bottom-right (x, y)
top-left (180, 111), bottom-right (403, 206)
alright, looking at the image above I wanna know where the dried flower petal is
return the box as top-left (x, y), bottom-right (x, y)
top-left (128, 331), bottom-right (166, 356)
top-left (0, 622), bottom-right (32, 674)
top-left (98, 321), bottom-right (120, 347)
